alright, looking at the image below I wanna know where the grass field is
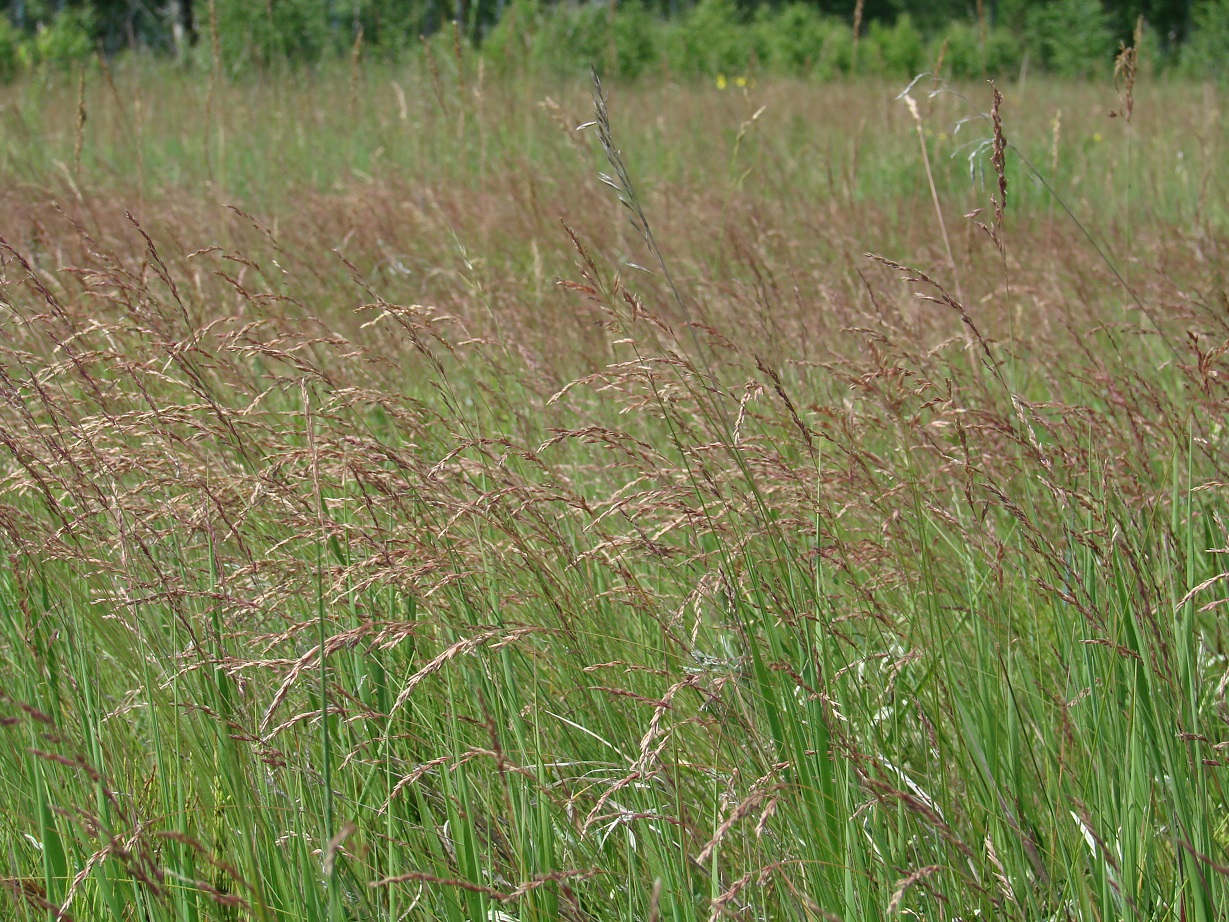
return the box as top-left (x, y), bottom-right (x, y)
top-left (0, 55), bottom-right (1228, 921)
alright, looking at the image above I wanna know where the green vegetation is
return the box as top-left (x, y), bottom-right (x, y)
top-left (2, 0), bottom-right (1229, 81)
top-left (1, 37), bottom-right (1228, 922)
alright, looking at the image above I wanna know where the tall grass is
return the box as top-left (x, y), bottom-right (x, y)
top-left (0, 60), bottom-right (1227, 920)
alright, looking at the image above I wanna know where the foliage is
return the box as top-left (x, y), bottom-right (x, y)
top-left (750, 5), bottom-right (846, 76)
top-left (31, 6), bottom-right (93, 69)
top-left (1183, 0), bottom-right (1229, 79)
top-left (1026, 0), bottom-right (1116, 77)
top-left (663, 0), bottom-right (748, 75)
top-left (927, 20), bottom-right (1027, 80)
top-left (483, 2), bottom-right (1031, 83)
top-left (484, 0), bottom-right (659, 80)
top-left (1, 0), bottom-right (1228, 80)
top-left (609, 1), bottom-right (661, 80)
top-left (863, 12), bottom-right (925, 76)
top-left (212, 0), bottom-right (335, 71)
top-left (0, 11), bottom-right (19, 81)
top-left (478, 0), bottom-right (535, 73)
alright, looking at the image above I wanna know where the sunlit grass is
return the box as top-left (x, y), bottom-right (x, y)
top-left (0, 60), bottom-right (1226, 921)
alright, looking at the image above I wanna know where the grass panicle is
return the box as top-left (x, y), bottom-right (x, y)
top-left (0, 61), bottom-right (1226, 922)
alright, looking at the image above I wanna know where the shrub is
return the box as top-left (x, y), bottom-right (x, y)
top-left (33, 7), bottom-right (94, 70)
top-left (1026, 0), bottom-right (1114, 78)
top-left (930, 19), bottom-right (980, 78)
top-left (482, 0), bottom-right (661, 80)
top-left (351, 0), bottom-right (426, 54)
top-left (213, 0), bottom-right (335, 72)
top-left (478, 0), bottom-right (1139, 83)
top-left (610, 1), bottom-right (660, 79)
top-left (662, 0), bottom-right (747, 76)
top-left (865, 13), bottom-right (925, 77)
top-left (1183, 0), bottom-right (1229, 79)
top-left (814, 22), bottom-right (854, 79)
top-left (983, 26), bottom-right (1027, 76)
top-left (533, 3), bottom-right (613, 77)
top-left (751, 5), bottom-right (842, 77)
top-left (0, 15), bottom-right (22, 82)
top-left (478, 0), bottom-right (535, 74)
top-left (929, 20), bottom-right (1026, 79)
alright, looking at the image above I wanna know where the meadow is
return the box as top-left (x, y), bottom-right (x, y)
top-left (0, 49), bottom-right (1227, 921)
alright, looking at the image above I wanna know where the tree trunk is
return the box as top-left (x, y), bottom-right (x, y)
top-left (169, 0), bottom-right (198, 55)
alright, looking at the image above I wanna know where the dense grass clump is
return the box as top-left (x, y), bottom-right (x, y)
top-left (0, 58), bottom-right (1228, 921)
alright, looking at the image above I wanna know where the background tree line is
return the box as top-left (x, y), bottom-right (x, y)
top-left (0, 0), bottom-right (1226, 79)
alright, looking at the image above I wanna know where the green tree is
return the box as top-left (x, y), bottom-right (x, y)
top-left (1027, 0), bottom-right (1116, 75)
top-left (1183, 0), bottom-right (1229, 75)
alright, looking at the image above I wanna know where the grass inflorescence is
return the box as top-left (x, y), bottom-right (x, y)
top-left (0, 59), bottom-right (1227, 921)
